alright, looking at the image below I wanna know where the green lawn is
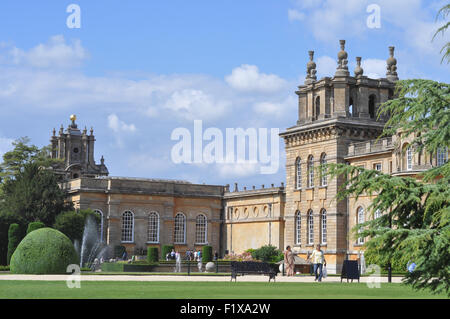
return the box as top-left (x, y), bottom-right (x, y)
top-left (0, 280), bottom-right (446, 299)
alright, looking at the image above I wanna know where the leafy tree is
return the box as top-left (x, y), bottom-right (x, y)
top-left (0, 162), bottom-right (72, 226)
top-left (0, 137), bottom-right (60, 182)
top-left (327, 79), bottom-right (449, 296)
top-left (433, 3), bottom-right (450, 64)
top-left (53, 209), bottom-right (99, 242)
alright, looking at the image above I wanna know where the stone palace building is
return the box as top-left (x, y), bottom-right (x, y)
top-left (55, 41), bottom-right (448, 274)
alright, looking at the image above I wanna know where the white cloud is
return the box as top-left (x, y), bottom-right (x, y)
top-left (164, 89), bottom-right (230, 121)
top-left (216, 162), bottom-right (260, 178)
top-left (288, 9), bottom-right (305, 22)
top-left (107, 114), bottom-right (136, 133)
top-left (7, 35), bottom-right (88, 68)
top-left (252, 95), bottom-right (296, 118)
top-left (225, 64), bottom-right (287, 93)
top-left (360, 58), bottom-right (386, 79)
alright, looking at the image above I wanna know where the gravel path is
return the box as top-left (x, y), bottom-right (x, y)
top-left (0, 274), bottom-right (404, 283)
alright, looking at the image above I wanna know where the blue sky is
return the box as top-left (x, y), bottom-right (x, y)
top-left (0, 0), bottom-right (449, 187)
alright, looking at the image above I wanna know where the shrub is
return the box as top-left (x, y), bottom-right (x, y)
top-left (147, 247), bottom-right (158, 263)
top-left (7, 223), bottom-right (22, 265)
top-left (0, 212), bottom-right (21, 266)
top-left (114, 245), bottom-right (127, 258)
top-left (161, 245), bottom-right (174, 260)
top-left (10, 227), bottom-right (79, 274)
top-left (251, 245), bottom-right (283, 263)
top-left (0, 265), bottom-right (10, 271)
top-left (26, 222), bottom-right (45, 235)
top-left (202, 245), bottom-right (213, 263)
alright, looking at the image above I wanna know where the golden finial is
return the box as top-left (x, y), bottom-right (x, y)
top-left (70, 114), bottom-right (77, 122)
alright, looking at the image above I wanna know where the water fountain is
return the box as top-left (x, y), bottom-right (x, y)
top-left (78, 215), bottom-right (112, 270)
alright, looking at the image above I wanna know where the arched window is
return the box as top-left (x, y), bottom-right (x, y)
top-left (295, 211), bottom-right (301, 245)
top-left (406, 146), bottom-right (413, 171)
top-left (307, 156), bottom-right (314, 187)
top-left (147, 212), bottom-right (160, 243)
top-left (94, 209), bottom-right (104, 242)
top-left (369, 95), bottom-right (376, 119)
top-left (357, 207), bottom-right (365, 245)
top-left (374, 209), bottom-right (381, 219)
top-left (321, 209), bottom-right (327, 244)
top-left (307, 210), bottom-right (314, 245)
top-left (195, 214), bottom-right (207, 244)
top-left (121, 211), bottom-right (134, 243)
top-left (320, 153), bottom-right (327, 186)
top-left (437, 147), bottom-right (448, 166)
top-left (295, 157), bottom-right (302, 189)
top-left (174, 213), bottom-right (186, 244)
top-left (315, 96), bottom-right (320, 120)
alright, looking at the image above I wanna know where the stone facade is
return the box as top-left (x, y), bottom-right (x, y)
top-left (224, 184), bottom-right (285, 254)
top-left (62, 177), bottom-right (224, 257)
top-left (56, 40), bottom-right (448, 273)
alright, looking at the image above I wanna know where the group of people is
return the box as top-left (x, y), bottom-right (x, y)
top-left (185, 249), bottom-right (203, 262)
top-left (284, 244), bottom-right (327, 282)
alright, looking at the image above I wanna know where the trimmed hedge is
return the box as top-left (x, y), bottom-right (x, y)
top-left (161, 245), bottom-right (174, 260)
top-left (101, 262), bottom-right (157, 272)
top-left (202, 245), bottom-right (213, 263)
top-left (147, 247), bottom-right (158, 263)
top-left (7, 224), bottom-right (22, 265)
top-left (10, 227), bottom-right (79, 274)
top-left (26, 222), bottom-right (45, 235)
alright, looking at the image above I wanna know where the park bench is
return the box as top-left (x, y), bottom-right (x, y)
top-left (230, 261), bottom-right (279, 282)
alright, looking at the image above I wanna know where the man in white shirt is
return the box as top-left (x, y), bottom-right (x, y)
top-left (308, 244), bottom-right (326, 282)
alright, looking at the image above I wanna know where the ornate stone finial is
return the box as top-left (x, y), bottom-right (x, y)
top-left (354, 56), bottom-right (364, 78)
top-left (305, 50), bottom-right (317, 84)
top-left (52, 128), bottom-right (56, 137)
top-left (90, 127), bottom-right (94, 135)
top-left (100, 155), bottom-right (105, 165)
top-left (59, 124), bottom-right (64, 135)
top-left (335, 40), bottom-right (349, 76)
top-left (69, 114), bottom-right (77, 129)
top-left (386, 46), bottom-right (398, 81)
top-left (83, 126), bottom-right (87, 135)
top-left (234, 182), bottom-right (238, 192)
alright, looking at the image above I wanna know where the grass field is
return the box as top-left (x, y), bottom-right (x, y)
top-left (0, 280), bottom-right (446, 299)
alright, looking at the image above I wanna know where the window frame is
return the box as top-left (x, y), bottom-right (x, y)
top-left (121, 210), bottom-right (134, 243)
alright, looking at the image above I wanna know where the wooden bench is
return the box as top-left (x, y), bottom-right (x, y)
top-left (230, 261), bottom-right (279, 282)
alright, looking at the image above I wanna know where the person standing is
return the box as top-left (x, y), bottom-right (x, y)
top-left (308, 244), bottom-right (326, 282)
top-left (284, 246), bottom-right (295, 276)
